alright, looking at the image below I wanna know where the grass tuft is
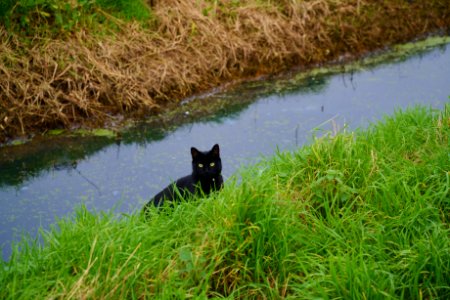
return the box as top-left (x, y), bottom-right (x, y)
top-left (0, 0), bottom-right (153, 35)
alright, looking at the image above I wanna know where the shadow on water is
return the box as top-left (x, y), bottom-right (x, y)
top-left (1, 38), bottom-right (449, 261)
top-left (0, 132), bottom-right (163, 188)
top-left (1, 137), bottom-right (110, 188)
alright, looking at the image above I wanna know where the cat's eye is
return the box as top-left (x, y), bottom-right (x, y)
top-left (210, 162), bottom-right (215, 167)
top-left (198, 163), bottom-right (204, 168)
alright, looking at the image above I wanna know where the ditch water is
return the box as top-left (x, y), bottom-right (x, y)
top-left (1, 41), bottom-right (450, 261)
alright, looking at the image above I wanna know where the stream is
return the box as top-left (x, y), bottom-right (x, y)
top-left (1, 41), bottom-right (449, 261)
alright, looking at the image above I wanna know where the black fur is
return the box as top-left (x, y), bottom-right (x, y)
top-left (143, 144), bottom-right (223, 212)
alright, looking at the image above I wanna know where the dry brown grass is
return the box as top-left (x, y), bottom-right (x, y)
top-left (1, 0), bottom-right (449, 142)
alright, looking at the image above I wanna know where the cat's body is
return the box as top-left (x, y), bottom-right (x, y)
top-left (143, 144), bottom-right (223, 211)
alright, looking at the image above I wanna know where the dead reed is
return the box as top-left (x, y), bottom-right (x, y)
top-left (1, 0), bottom-right (449, 142)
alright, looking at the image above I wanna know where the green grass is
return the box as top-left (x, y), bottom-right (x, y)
top-left (1, 104), bottom-right (449, 299)
top-left (0, 0), bottom-right (153, 36)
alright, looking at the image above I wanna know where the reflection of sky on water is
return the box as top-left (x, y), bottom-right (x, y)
top-left (1, 44), bottom-right (449, 260)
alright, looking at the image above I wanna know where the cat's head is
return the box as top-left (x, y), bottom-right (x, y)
top-left (191, 144), bottom-right (222, 177)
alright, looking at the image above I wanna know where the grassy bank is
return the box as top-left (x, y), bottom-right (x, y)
top-left (1, 0), bottom-right (450, 142)
top-left (1, 104), bottom-right (449, 298)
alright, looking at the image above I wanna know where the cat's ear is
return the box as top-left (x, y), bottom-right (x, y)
top-left (211, 144), bottom-right (220, 157)
top-left (191, 147), bottom-right (200, 159)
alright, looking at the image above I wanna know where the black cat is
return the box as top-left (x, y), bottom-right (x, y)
top-left (143, 144), bottom-right (223, 212)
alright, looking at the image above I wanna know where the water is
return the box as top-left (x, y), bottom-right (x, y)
top-left (1, 43), bottom-right (449, 261)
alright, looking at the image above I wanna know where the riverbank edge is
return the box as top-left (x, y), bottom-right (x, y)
top-left (1, 104), bottom-right (449, 298)
top-left (1, 0), bottom-right (450, 143)
top-left (2, 34), bottom-right (449, 148)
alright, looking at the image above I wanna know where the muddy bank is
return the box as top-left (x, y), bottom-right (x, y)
top-left (1, 0), bottom-right (449, 142)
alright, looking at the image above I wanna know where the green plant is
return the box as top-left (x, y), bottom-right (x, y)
top-left (0, 0), bottom-right (153, 36)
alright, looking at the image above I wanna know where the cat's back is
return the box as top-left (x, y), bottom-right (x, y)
top-left (151, 174), bottom-right (196, 207)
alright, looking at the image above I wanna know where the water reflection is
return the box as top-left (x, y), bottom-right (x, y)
top-left (1, 43), bottom-right (449, 260)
